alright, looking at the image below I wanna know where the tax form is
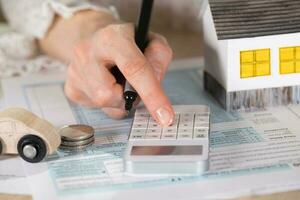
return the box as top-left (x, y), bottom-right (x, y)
top-left (2, 59), bottom-right (300, 200)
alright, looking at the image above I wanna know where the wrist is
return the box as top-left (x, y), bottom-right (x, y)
top-left (73, 10), bottom-right (119, 38)
top-left (39, 10), bottom-right (119, 63)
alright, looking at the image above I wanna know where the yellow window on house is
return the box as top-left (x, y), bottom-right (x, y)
top-left (280, 46), bottom-right (300, 74)
top-left (240, 49), bottom-right (271, 78)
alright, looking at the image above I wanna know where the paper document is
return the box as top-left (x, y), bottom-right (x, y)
top-left (2, 64), bottom-right (300, 200)
top-left (0, 156), bottom-right (30, 195)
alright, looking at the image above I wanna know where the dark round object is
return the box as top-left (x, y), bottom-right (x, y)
top-left (124, 91), bottom-right (137, 111)
top-left (17, 134), bottom-right (47, 163)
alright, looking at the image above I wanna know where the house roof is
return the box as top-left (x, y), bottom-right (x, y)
top-left (209, 0), bottom-right (300, 40)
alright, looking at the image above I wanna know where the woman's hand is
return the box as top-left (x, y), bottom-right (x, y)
top-left (39, 10), bottom-right (174, 126)
top-left (65, 23), bottom-right (174, 125)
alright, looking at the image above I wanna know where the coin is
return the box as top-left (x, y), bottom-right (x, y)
top-left (59, 124), bottom-right (94, 141)
top-left (59, 141), bottom-right (94, 151)
top-left (61, 137), bottom-right (95, 147)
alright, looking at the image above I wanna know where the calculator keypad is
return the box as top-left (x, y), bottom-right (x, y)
top-left (130, 107), bottom-right (210, 140)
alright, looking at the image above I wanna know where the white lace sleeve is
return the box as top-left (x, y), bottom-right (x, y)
top-left (0, 0), bottom-right (118, 39)
top-left (0, 0), bottom-right (118, 78)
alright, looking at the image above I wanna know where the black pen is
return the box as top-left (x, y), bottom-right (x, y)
top-left (124, 0), bottom-right (154, 111)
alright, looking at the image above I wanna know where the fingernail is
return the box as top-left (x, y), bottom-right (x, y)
top-left (155, 107), bottom-right (173, 126)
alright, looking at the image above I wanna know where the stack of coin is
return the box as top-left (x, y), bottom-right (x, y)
top-left (58, 124), bottom-right (95, 151)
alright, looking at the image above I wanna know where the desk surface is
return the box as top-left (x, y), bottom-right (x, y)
top-left (0, 194), bottom-right (32, 200)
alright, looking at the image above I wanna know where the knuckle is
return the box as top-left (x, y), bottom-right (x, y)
top-left (123, 59), bottom-right (148, 79)
top-left (157, 34), bottom-right (168, 44)
top-left (72, 41), bottom-right (90, 65)
top-left (66, 66), bottom-right (83, 87)
top-left (98, 25), bottom-right (116, 40)
top-left (165, 44), bottom-right (173, 59)
top-left (96, 26), bottom-right (120, 50)
top-left (67, 64), bottom-right (77, 78)
top-left (92, 89), bottom-right (113, 107)
top-left (153, 42), bottom-right (173, 59)
top-left (98, 24), bottom-right (135, 45)
top-left (102, 108), bottom-right (127, 120)
top-left (64, 84), bottom-right (81, 102)
top-left (72, 42), bottom-right (84, 56)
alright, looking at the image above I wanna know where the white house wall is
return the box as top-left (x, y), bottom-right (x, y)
top-left (203, 6), bottom-right (228, 90)
top-left (227, 33), bottom-right (300, 92)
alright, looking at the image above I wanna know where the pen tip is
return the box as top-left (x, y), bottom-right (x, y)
top-left (125, 102), bottom-right (133, 111)
top-left (124, 91), bottom-right (137, 112)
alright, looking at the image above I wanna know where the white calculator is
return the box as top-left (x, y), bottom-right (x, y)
top-left (124, 105), bottom-right (210, 175)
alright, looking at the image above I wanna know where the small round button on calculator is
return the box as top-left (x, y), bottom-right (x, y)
top-left (124, 105), bottom-right (210, 175)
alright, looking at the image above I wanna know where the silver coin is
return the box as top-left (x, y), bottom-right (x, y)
top-left (61, 134), bottom-right (94, 144)
top-left (61, 137), bottom-right (95, 147)
top-left (59, 141), bottom-right (94, 151)
top-left (59, 124), bottom-right (94, 141)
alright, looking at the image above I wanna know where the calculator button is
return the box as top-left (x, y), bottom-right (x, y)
top-left (178, 128), bottom-right (193, 133)
top-left (131, 129), bottom-right (145, 134)
top-left (194, 127), bottom-right (209, 132)
top-left (178, 129), bottom-right (193, 139)
top-left (146, 129), bottom-right (162, 139)
top-left (179, 117), bottom-right (194, 123)
top-left (193, 128), bottom-right (208, 138)
top-left (181, 113), bottom-right (194, 118)
top-left (132, 123), bottom-right (147, 129)
top-left (134, 116), bottom-right (149, 123)
top-left (169, 121), bottom-right (179, 128)
top-left (130, 129), bottom-right (146, 140)
top-left (146, 128), bottom-right (161, 134)
top-left (193, 133), bottom-right (208, 139)
top-left (195, 116), bottom-right (209, 122)
top-left (136, 112), bottom-right (149, 117)
top-left (162, 128), bottom-right (177, 139)
top-left (178, 123), bottom-right (193, 129)
top-left (135, 108), bottom-right (149, 115)
top-left (131, 129), bottom-right (146, 134)
top-left (148, 122), bottom-right (160, 129)
top-left (162, 128), bottom-right (177, 134)
top-left (177, 133), bottom-right (193, 139)
top-left (133, 118), bottom-right (148, 123)
top-left (135, 116), bottom-right (149, 122)
top-left (196, 113), bottom-right (209, 117)
top-left (179, 118), bottom-right (194, 128)
top-left (130, 135), bottom-right (144, 140)
top-left (145, 134), bottom-right (161, 139)
top-left (194, 122), bottom-right (210, 128)
top-left (161, 134), bottom-right (176, 139)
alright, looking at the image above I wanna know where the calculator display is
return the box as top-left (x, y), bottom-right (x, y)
top-left (130, 145), bottom-right (203, 156)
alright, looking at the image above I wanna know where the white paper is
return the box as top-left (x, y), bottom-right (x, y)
top-left (2, 60), bottom-right (300, 200)
top-left (0, 156), bottom-right (30, 195)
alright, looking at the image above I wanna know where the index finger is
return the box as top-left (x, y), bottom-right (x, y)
top-left (114, 42), bottom-right (174, 126)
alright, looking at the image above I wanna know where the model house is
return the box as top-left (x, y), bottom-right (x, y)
top-left (203, 0), bottom-right (300, 111)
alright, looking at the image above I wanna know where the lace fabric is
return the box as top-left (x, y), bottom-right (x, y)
top-left (0, 0), bottom-right (117, 77)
